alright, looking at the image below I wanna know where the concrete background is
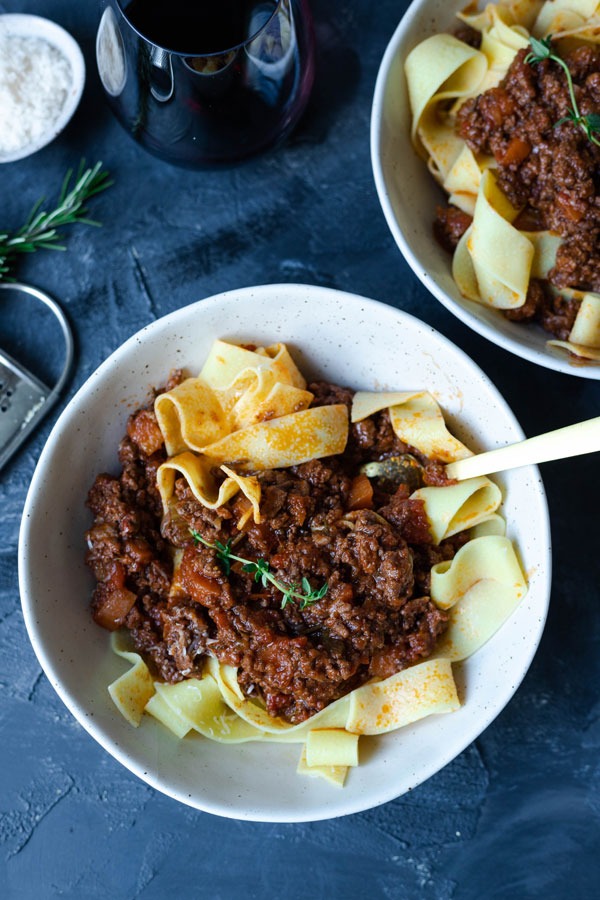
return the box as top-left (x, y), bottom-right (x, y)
top-left (1, 0), bottom-right (599, 897)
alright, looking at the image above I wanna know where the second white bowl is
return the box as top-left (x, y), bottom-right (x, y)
top-left (371, 0), bottom-right (600, 380)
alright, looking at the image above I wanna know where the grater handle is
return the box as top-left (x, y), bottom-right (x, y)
top-left (0, 282), bottom-right (75, 398)
top-left (0, 282), bottom-right (74, 471)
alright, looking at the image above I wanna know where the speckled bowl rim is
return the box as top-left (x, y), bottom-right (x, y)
top-left (18, 284), bottom-right (552, 822)
top-left (0, 14), bottom-right (85, 164)
top-left (370, 0), bottom-right (600, 380)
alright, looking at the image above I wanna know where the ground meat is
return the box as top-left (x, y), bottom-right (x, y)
top-left (433, 205), bottom-right (473, 252)
top-left (503, 278), bottom-right (581, 339)
top-left (453, 24), bottom-right (482, 50)
top-left (457, 45), bottom-right (600, 298)
top-left (85, 382), bottom-right (462, 724)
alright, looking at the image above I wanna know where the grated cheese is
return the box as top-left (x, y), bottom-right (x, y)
top-left (0, 28), bottom-right (72, 155)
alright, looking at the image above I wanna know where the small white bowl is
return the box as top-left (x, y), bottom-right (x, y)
top-left (18, 284), bottom-right (551, 822)
top-left (0, 14), bottom-right (85, 164)
top-left (371, 0), bottom-right (600, 380)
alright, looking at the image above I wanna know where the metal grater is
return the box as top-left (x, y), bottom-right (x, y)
top-left (0, 283), bottom-right (73, 473)
top-left (0, 348), bottom-right (50, 471)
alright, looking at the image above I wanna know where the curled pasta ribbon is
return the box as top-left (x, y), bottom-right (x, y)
top-left (351, 390), bottom-right (472, 463)
top-left (297, 747), bottom-right (350, 787)
top-left (108, 631), bottom-right (155, 727)
top-left (443, 145), bottom-right (486, 216)
top-left (345, 658), bottom-right (460, 736)
top-left (199, 339), bottom-right (307, 392)
top-left (405, 6), bottom-right (534, 184)
top-left (225, 371), bottom-right (313, 431)
top-left (454, 170), bottom-right (534, 309)
top-left (155, 378), bottom-right (229, 458)
top-left (454, 222), bottom-right (560, 307)
top-left (430, 536), bottom-right (527, 661)
top-left (157, 454), bottom-right (262, 523)
top-left (201, 340), bottom-right (313, 428)
top-left (146, 677), bottom-right (261, 742)
top-left (462, 4), bottom-right (531, 92)
top-left (458, 1), bottom-right (545, 33)
top-left (548, 292), bottom-right (600, 360)
top-left (155, 341), bottom-right (312, 457)
top-left (154, 341), bottom-right (348, 524)
top-left (199, 404), bottom-right (349, 472)
top-left (533, 0), bottom-right (600, 41)
top-left (411, 475), bottom-right (503, 544)
top-left (405, 34), bottom-right (487, 178)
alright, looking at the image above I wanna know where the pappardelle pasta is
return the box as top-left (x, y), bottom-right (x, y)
top-left (405, 0), bottom-right (600, 362)
top-left (85, 340), bottom-right (526, 786)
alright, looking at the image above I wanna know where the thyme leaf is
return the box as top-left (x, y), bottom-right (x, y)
top-left (190, 529), bottom-right (328, 610)
top-left (525, 34), bottom-right (553, 62)
top-left (525, 35), bottom-right (600, 147)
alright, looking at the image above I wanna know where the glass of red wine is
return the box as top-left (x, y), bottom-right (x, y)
top-left (96, 0), bottom-right (315, 167)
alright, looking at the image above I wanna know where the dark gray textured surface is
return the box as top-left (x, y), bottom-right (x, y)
top-left (1, 1), bottom-right (599, 897)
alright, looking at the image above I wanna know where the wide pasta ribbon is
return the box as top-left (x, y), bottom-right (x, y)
top-left (411, 475), bottom-right (503, 544)
top-left (108, 631), bottom-right (156, 727)
top-left (460, 4), bottom-right (531, 91)
top-left (405, 34), bottom-right (487, 179)
top-left (533, 0), bottom-right (600, 41)
top-left (198, 404), bottom-right (348, 472)
top-left (157, 454), bottom-right (262, 522)
top-left (548, 291), bottom-right (600, 360)
top-left (155, 378), bottom-right (229, 457)
top-left (406, 4), bottom-right (534, 186)
top-left (345, 659), bottom-right (459, 736)
top-left (351, 390), bottom-right (472, 463)
top-left (199, 339), bottom-right (307, 392)
top-left (430, 536), bottom-right (527, 661)
top-left (453, 170), bottom-right (534, 309)
top-left (154, 340), bottom-right (349, 524)
top-left (443, 145), bottom-right (487, 216)
top-left (458, 1), bottom-right (545, 33)
top-left (155, 340), bottom-right (313, 456)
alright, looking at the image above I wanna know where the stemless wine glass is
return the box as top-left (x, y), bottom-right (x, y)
top-left (95, 0), bottom-right (315, 167)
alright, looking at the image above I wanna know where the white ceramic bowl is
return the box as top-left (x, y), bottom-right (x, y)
top-left (0, 14), bottom-right (85, 164)
top-left (371, 0), bottom-right (600, 380)
top-left (19, 284), bottom-right (551, 822)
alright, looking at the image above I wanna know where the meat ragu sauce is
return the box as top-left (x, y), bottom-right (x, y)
top-left (85, 378), bottom-right (463, 724)
top-left (435, 41), bottom-right (600, 341)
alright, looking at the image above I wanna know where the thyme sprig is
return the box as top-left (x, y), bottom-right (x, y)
top-left (525, 35), bottom-right (600, 147)
top-left (0, 160), bottom-right (113, 280)
top-left (190, 529), bottom-right (328, 610)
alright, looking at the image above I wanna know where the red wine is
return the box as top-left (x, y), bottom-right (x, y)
top-left (123, 0), bottom-right (277, 55)
top-left (101, 0), bottom-right (315, 166)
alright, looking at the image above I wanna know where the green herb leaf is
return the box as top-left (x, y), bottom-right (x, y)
top-left (554, 114), bottom-right (575, 128)
top-left (281, 584), bottom-right (299, 609)
top-left (525, 37), bottom-right (600, 149)
top-left (214, 539), bottom-right (233, 575)
top-left (526, 34), bottom-right (553, 63)
top-left (0, 161), bottom-right (113, 281)
top-left (192, 528), bottom-right (328, 610)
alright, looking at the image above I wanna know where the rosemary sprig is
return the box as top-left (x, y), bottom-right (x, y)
top-left (190, 529), bottom-right (328, 610)
top-left (525, 35), bottom-right (600, 147)
top-left (0, 160), bottom-right (113, 280)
